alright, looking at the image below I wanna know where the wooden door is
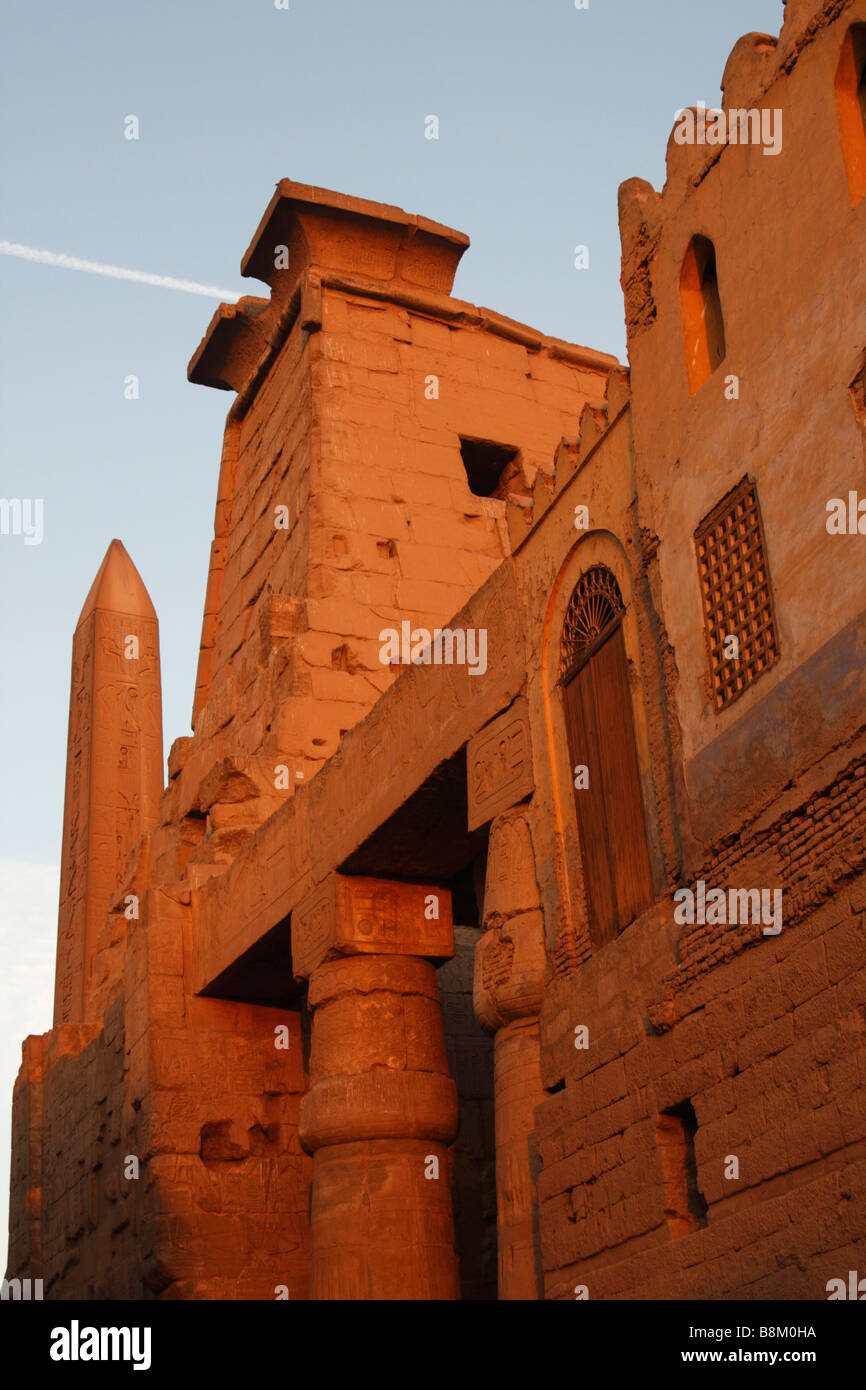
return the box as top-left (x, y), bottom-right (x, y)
top-left (563, 623), bottom-right (654, 947)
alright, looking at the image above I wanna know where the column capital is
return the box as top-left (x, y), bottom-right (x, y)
top-left (292, 873), bottom-right (454, 979)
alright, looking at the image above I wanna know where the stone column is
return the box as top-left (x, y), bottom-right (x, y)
top-left (474, 810), bottom-right (549, 1301)
top-left (294, 874), bottom-right (460, 1300)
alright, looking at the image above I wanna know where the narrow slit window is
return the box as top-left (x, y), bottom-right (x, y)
top-left (835, 24), bottom-right (866, 205)
top-left (656, 1101), bottom-right (708, 1239)
top-left (680, 235), bottom-right (726, 396)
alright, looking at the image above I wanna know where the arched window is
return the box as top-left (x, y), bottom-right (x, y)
top-left (680, 235), bottom-right (726, 397)
top-left (835, 24), bottom-right (866, 205)
top-left (560, 567), bottom-right (654, 948)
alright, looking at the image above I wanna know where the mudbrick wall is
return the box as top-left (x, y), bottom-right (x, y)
top-left (537, 891), bottom-right (866, 1300)
top-left (535, 826), bottom-right (866, 1300)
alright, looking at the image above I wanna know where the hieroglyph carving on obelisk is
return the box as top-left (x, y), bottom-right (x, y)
top-left (54, 540), bottom-right (163, 1024)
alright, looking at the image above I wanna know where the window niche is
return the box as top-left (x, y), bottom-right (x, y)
top-left (680, 235), bottom-right (726, 397)
top-left (459, 437), bottom-right (521, 499)
top-left (656, 1101), bottom-right (709, 1240)
top-left (835, 23), bottom-right (866, 205)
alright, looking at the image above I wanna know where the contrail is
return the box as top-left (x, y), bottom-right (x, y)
top-left (0, 240), bottom-right (243, 301)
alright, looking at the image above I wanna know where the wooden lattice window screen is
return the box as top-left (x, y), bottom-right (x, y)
top-left (694, 478), bottom-right (779, 711)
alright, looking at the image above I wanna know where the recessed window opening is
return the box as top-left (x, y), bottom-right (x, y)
top-left (657, 1100), bottom-right (709, 1239)
top-left (680, 235), bottom-right (726, 396)
top-left (459, 437), bottom-right (520, 498)
top-left (835, 24), bottom-right (866, 205)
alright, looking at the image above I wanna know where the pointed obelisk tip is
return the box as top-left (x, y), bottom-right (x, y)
top-left (76, 538), bottom-right (158, 628)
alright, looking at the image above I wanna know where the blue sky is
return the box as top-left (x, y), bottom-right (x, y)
top-left (0, 0), bottom-right (785, 1259)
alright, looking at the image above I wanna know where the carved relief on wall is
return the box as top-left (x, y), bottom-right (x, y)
top-left (467, 698), bottom-right (534, 832)
top-left (293, 873), bottom-right (455, 979)
top-left (54, 605), bottom-right (162, 1025)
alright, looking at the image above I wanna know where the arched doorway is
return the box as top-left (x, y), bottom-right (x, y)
top-left (559, 566), bottom-right (654, 948)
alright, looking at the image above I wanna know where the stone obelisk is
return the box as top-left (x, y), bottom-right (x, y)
top-left (54, 540), bottom-right (163, 1025)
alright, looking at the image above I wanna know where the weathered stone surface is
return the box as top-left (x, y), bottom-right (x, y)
top-left (7, 1), bottom-right (866, 1305)
top-left (300, 950), bottom-right (460, 1299)
top-left (55, 540), bottom-right (163, 1026)
top-left (292, 874), bottom-right (454, 979)
top-left (467, 699), bottom-right (534, 831)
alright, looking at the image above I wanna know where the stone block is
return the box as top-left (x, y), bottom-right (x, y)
top-left (292, 873), bottom-right (454, 978)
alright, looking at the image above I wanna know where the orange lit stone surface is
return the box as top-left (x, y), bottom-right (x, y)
top-left (292, 874), bottom-right (454, 978)
top-left (6, 0), bottom-right (866, 1302)
top-left (55, 540), bottom-right (163, 1026)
